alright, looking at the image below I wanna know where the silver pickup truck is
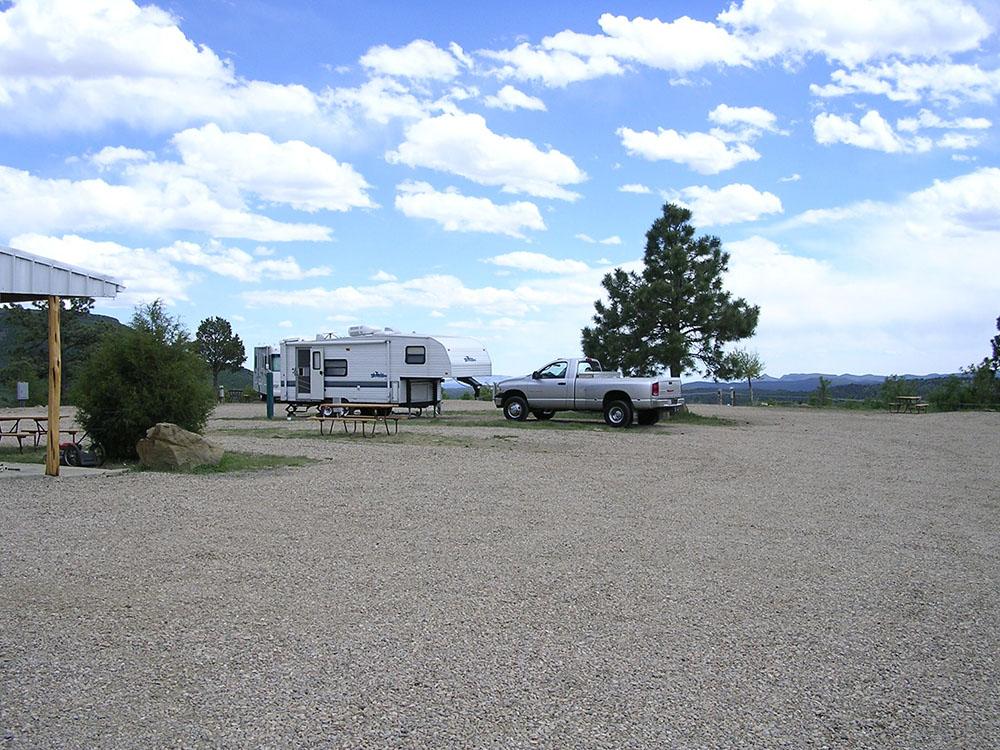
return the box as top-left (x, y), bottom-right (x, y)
top-left (493, 357), bottom-right (684, 427)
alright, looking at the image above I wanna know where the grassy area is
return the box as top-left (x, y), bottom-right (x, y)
top-left (138, 450), bottom-right (310, 474)
top-left (0, 446), bottom-right (45, 464)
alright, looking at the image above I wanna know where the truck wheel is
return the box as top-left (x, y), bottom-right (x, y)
top-left (637, 410), bottom-right (660, 426)
top-left (503, 396), bottom-right (528, 421)
top-left (603, 399), bottom-right (633, 427)
top-left (532, 410), bottom-right (555, 421)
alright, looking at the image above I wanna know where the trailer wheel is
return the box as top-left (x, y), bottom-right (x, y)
top-left (603, 399), bottom-right (633, 427)
top-left (503, 395), bottom-right (528, 421)
top-left (62, 443), bottom-right (82, 467)
top-left (532, 410), bottom-right (555, 421)
top-left (637, 410), bottom-right (660, 426)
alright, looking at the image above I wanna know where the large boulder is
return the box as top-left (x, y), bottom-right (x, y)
top-left (136, 423), bottom-right (224, 470)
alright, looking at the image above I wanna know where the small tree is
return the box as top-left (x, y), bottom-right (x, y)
top-left (810, 376), bottom-right (832, 407)
top-left (718, 348), bottom-right (765, 405)
top-left (72, 301), bottom-right (215, 459)
top-left (195, 316), bottom-right (246, 389)
top-left (582, 203), bottom-right (759, 377)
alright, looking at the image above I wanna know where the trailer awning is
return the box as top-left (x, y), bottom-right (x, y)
top-left (0, 245), bottom-right (124, 303)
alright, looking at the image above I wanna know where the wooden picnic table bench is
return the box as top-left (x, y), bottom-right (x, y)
top-left (311, 412), bottom-right (407, 438)
top-left (889, 396), bottom-right (923, 414)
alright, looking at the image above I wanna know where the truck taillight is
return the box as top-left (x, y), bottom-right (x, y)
top-left (652, 382), bottom-right (659, 397)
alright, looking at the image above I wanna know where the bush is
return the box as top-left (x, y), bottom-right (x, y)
top-left (71, 301), bottom-right (215, 459)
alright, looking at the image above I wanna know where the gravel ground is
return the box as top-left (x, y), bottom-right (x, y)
top-left (1, 401), bottom-right (998, 749)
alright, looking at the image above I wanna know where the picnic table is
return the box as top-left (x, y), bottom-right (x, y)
top-left (890, 395), bottom-right (927, 413)
top-left (311, 403), bottom-right (406, 438)
top-left (0, 415), bottom-right (79, 452)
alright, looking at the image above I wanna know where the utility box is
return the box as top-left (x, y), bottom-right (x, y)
top-left (16, 381), bottom-right (28, 406)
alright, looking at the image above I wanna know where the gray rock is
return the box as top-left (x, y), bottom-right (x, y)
top-left (135, 422), bottom-right (223, 470)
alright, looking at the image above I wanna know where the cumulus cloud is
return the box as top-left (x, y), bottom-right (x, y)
top-left (165, 124), bottom-right (374, 212)
top-left (88, 146), bottom-right (154, 169)
top-left (810, 61), bottom-right (1000, 105)
top-left (11, 233), bottom-right (330, 303)
top-left (673, 183), bottom-right (783, 225)
top-left (0, 0), bottom-right (347, 138)
top-left (813, 110), bottom-right (930, 154)
top-left (323, 77), bottom-right (431, 124)
top-left (895, 109), bottom-right (991, 133)
top-left (0, 164), bottom-right (332, 241)
top-left (387, 112), bottom-right (586, 200)
top-left (718, 0), bottom-right (990, 67)
top-left (359, 39), bottom-right (461, 81)
top-left (619, 183), bottom-right (652, 194)
top-left (485, 251), bottom-right (590, 274)
top-left (393, 181), bottom-right (545, 238)
top-left (483, 85), bottom-right (547, 111)
top-left (708, 103), bottom-right (778, 133)
top-left (617, 126), bottom-right (760, 174)
top-left (479, 44), bottom-right (624, 88)
top-left (371, 270), bottom-right (398, 282)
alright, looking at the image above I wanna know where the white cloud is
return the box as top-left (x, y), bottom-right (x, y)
top-left (729, 168), bottom-right (1000, 372)
top-left (708, 103), bottom-right (777, 132)
top-left (0, 0), bottom-right (347, 138)
top-left (360, 40), bottom-right (460, 81)
top-left (277, 320), bottom-right (294, 329)
top-left (936, 133), bottom-right (982, 150)
top-left (479, 44), bottom-right (624, 88)
top-left (483, 85), bottom-right (547, 111)
top-left (88, 146), bottom-right (153, 170)
top-left (617, 126), bottom-right (760, 174)
top-left (779, 173), bottom-right (801, 183)
top-left (810, 61), bottom-right (1000, 105)
top-left (160, 240), bottom-right (331, 282)
top-left (371, 270), bottom-right (397, 282)
top-left (0, 164), bottom-right (332, 241)
top-left (600, 235), bottom-right (622, 245)
top-left (813, 110), bottom-right (931, 154)
top-left (485, 251), bottom-right (590, 274)
top-left (673, 183), bottom-right (783, 225)
top-left (619, 183), bottom-right (651, 194)
top-left (394, 181), bottom-right (545, 238)
top-left (895, 109), bottom-right (991, 133)
top-left (387, 112), bottom-right (586, 200)
top-left (166, 124), bottom-right (374, 212)
top-left (576, 233), bottom-right (596, 243)
top-left (323, 76), bottom-right (431, 124)
top-left (719, 0), bottom-right (990, 67)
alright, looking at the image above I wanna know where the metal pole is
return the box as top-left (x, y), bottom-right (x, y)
top-left (46, 295), bottom-right (61, 477)
top-left (266, 370), bottom-right (274, 419)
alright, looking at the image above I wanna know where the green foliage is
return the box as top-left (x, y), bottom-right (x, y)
top-left (582, 203), bottom-right (759, 377)
top-left (0, 298), bottom-right (118, 402)
top-left (717, 348), bottom-right (765, 404)
top-left (809, 376), bottom-right (832, 407)
top-left (928, 375), bottom-right (967, 411)
top-left (196, 316), bottom-right (246, 389)
top-left (72, 300), bottom-right (215, 460)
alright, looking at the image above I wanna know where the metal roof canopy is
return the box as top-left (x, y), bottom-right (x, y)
top-left (1, 245), bottom-right (123, 477)
top-left (1, 245), bottom-right (123, 302)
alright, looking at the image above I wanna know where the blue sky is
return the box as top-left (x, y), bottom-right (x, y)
top-left (2, 0), bottom-right (998, 377)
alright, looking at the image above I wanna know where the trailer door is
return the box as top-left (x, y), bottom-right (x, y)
top-left (295, 348), bottom-right (324, 400)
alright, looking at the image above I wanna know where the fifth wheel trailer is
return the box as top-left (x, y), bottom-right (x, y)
top-left (253, 326), bottom-right (491, 414)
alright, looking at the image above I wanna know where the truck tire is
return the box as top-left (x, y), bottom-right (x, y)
top-left (603, 399), bottom-right (633, 427)
top-left (503, 395), bottom-right (529, 421)
top-left (532, 410), bottom-right (555, 420)
top-left (637, 409), bottom-right (660, 426)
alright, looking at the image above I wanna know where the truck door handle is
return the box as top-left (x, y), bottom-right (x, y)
top-left (557, 381), bottom-right (566, 385)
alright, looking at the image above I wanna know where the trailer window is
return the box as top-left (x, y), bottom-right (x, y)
top-left (270, 354), bottom-right (280, 372)
top-left (324, 359), bottom-right (348, 377)
top-left (405, 346), bottom-right (426, 364)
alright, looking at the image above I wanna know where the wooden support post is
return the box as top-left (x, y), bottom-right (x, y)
top-left (46, 295), bottom-right (61, 477)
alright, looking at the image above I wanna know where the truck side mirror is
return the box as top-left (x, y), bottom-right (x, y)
top-left (531, 370), bottom-right (541, 379)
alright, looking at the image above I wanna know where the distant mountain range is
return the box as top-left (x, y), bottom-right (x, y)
top-left (684, 372), bottom-right (956, 392)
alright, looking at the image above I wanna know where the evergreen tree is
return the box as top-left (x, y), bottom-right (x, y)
top-left (195, 316), bottom-right (246, 389)
top-left (582, 203), bottom-right (759, 376)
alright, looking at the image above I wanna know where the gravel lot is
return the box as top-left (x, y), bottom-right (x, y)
top-left (1, 401), bottom-right (998, 748)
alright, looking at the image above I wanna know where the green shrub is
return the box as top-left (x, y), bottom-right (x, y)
top-left (71, 301), bottom-right (215, 459)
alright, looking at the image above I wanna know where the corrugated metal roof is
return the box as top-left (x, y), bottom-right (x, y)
top-left (0, 245), bottom-right (123, 302)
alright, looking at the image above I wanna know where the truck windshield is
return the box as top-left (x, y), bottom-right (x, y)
top-left (539, 361), bottom-right (567, 379)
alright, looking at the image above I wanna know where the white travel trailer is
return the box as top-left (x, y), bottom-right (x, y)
top-left (253, 326), bottom-right (491, 415)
